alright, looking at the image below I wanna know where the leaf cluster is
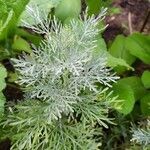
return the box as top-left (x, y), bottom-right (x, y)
top-left (0, 5), bottom-right (119, 149)
top-left (131, 120), bottom-right (150, 148)
top-left (106, 33), bottom-right (150, 116)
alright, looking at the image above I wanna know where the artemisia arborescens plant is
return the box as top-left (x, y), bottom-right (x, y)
top-left (1, 6), bottom-right (119, 150)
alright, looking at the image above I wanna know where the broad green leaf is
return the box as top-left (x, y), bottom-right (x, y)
top-left (96, 38), bottom-right (107, 52)
top-left (0, 46), bottom-right (10, 61)
top-left (93, 38), bottom-right (107, 57)
top-left (0, 0), bottom-right (8, 20)
top-left (0, 64), bottom-right (7, 91)
top-left (94, 36), bottom-right (133, 70)
top-left (86, 0), bottom-right (102, 15)
top-left (112, 83), bottom-right (135, 115)
top-left (0, 92), bottom-right (6, 118)
top-left (109, 7), bottom-right (121, 15)
top-left (86, 0), bottom-right (111, 15)
top-left (128, 33), bottom-right (150, 55)
top-left (20, 0), bottom-right (62, 25)
top-left (116, 76), bottom-right (147, 101)
top-left (0, 64), bottom-right (7, 117)
top-left (63, 17), bottom-right (82, 26)
top-left (12, 35), bottom-right (32, 53)
top-left (16, 28), bottom-right (42, 46)
top-left (28, 0), bottom-right (61, 10)
top-left (107, 54), bottom-right (133, 70)
top-left (125, 33), bottom-right (150, 64)
top-left (8, 72), bottom-right (18, 83)
top-left (0, 0), bottom-right (30, 41)
top-left (8, 0), bottom-right (30, 17)
top-left (141, 70), bottom-right (150, 89)
top-left (140, 93), bottom-right (150, 116)
top-left (0, 79), bottom-right (6, 91)
top-left (0, 64), bottom-right (7, 79)
top-left (0, 10), bottom-right (15, 40)
top-left (109, 35), bottom-right (136, 72)
top-left (54, 0), bottom-right (81, 22)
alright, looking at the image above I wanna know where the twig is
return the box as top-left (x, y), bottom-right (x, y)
top-left (128, 12), bottom-right (133, 34)
top-left (140, 10), bottom-right (150, 33)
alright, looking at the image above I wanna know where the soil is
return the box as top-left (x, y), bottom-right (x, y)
top-left (132, 60), bottom-right (150, 76)
top-left (0, 139), bottom-right (11, 150)
top-left (103, 0), bottom-right (150, 42)
top-left (2, 59), bottom-right (23, 102)
top-left (103, 0), bottom-right (150, 76)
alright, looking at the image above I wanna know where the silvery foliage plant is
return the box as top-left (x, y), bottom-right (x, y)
top-left (131, 120), bottom-right (150, 148)
top-left (1, 6), bottom-right (119, 150)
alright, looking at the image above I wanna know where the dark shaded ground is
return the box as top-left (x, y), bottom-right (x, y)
top-left (103, 0), bottom-right (150, 42)
top-left (2, 59), bottom-right (23, 102)
top-left (103, 0), bottom-right (150, 76)
top-left (0, 139), bottom-right (11, 150)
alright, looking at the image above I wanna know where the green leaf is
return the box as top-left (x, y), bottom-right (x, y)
top-left (8, 0), bottom-right (30, 17)
top-left (0, 64), bottom-right (7, 118)
top-left (109, 35), bottom-right (136, 72)
top-left (86, 0), bottom-right (102, 15)
top-left (0, 92), bottom-right (6, 118)
top-left (0, 64), bottom-right (7, 79)
top-left (16, 28), bottom-right (42, 46)
top-left (8, 72), bottom-right (18, 83)
top-left (141, 70), bottom-right (150, 89)
top-left (54, 0), bottom-right (81, 22)
top-left (125, 33), bottom-right (150, 64)
top-left (0, 64), bottom-right (7, 91)
top-left (0, 0), bottom-right (30, 41)
top-left (63, 17), bottom-right (82, 26)
top-left (20, 0), bottom-right (61, 25)
top-left (12, 35), bottom-right (32, 53)
top-left (0, 10), bottom-right (15, 40)
top-left (86, 0), bottom-right (111, 15)
top-left (140, 93), bottom-right (150, 116)
top-left (29, 0), bottom-right (61, 11)
top-left (93, 36), bottom-right (133, 70)
top-left (0, 0), bottom-right (8, 20)
top-left (116, 76), bottom-right (147, 101)
top-left (109, 7), bottom-right (121, 15)
top-left (0, 79), bottom-right (6, 92)
top-left (93, 37), bottom-right (107, 57)
top-left (107, 54), bottom-right (133, 71)
top-left (112, 83), bottom-right (135, 115)
top-left (0, 46), bottom-right (10, 61)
